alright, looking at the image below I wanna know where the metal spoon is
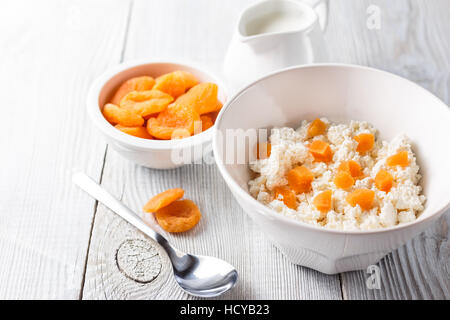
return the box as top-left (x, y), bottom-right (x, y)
top-left (72, 172), bottom-right (238, 298)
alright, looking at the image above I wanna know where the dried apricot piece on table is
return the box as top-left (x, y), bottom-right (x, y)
top-left (176, 83), bottom-right (220, 115)
top-left (334, 171), bottom-right (355, 189)
top-left (153, 71), bottom-right (199, 98)
top-left (375, 169), bottom-right (394, 192)
top-left (256, 142), bottom-right (271, 160)
top-left (307, 119), bottom-right (327, 138)
top-left (200, 115), bottom-right (214, 131)
top-left (354, 133), bottom-right (374, 154)
top-left (309, 140), bottom-right (333, 162)
top-left (147, 103), bottom-right (201, 140)
top-left (338, 160), bottom-right (362, 178)
top-left (313, 190), bottom-right (333, 213)
top-left (102, 103), bottom-right (144, 127)
top-left (274, 186), bottom-right (297, 210)
top-left (287, 166), bottom-right (314, 194)
top-left (111, 76), bottom-right (155, 105)
top-left (346, 189), bottom-right (375, 211)
top-left (115, 125), bottom-right (153, 139)
top-left (155, 199), bottom-right (201, 233)
top-left (120, 90), bottom-right (174, 118)
top-left (386, 151), bottom-right (409, 167)
top-left (143, 188), bottom-right (184, 213)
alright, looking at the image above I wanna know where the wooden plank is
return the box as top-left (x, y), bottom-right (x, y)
top-left (324, 0), bottom-right (450, 299)
top-left (82, 158), bottom-right (342, 299)
top-left (82, 0), bottom-right (343, 300)
top-left (0, 0), bottom-right (131, 299)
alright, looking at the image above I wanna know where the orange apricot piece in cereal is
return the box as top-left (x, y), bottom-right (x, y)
top-left (115, 125), bottom-right (153, 139)
top-left (146, 103), bottom-right (200, 140)
top-left (354, 133), bottom-right (374, 154)
top-left (346, 189), bottom-right (375, 211)
top-left (176, 83), bottom-right (220, 115)
top-left (200, 115), bottom-right (214, 131)
top-left (386, 151), bottom-right (409, 167)
top-left (338, 160), bottom-right (363, 178)
top-left (287, 166), bottom-right (314, 194)
top-left (256, 142), bottom-right (271, 160)
top-left (155, 199), bottom-right (201, 233)
top-left (102, 103), bottom-right (144, 127)
top-left (119, 90), bottom-right (174, 118)
top-left (111, 76), bottom-right (155, 105)
top-left (309, 140), bottom-right (333, 163)
top-left (375, 169), bottom-right (394, 193)
top-left (274, 186), bottom-right (297, 210)
top-left (143, 188), bottom-right (184, 213)
top-left (313, 190), bottom-right (333, 213)
top-left (307, 119), bottom-right (327, 138)
top-left (153, 71), bottom-right (199, 98)
top-left (334, 171), bottom-right (355, 189)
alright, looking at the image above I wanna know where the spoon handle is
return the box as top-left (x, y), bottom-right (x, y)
top-left (72, 172), bottom-right (168, 246)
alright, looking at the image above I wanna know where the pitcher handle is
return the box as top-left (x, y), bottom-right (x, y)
top-left (301, 0), bottom-right (329, 30)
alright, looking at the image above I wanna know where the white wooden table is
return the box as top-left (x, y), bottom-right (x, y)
top-left (0, 0), bottom-right (449, 300)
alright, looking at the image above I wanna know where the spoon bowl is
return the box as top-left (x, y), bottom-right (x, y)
top-left (173, 254), bottom-right (238, 297)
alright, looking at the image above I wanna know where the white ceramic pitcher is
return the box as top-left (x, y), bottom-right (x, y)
top-left (223, 0), bottom-right (329, 91)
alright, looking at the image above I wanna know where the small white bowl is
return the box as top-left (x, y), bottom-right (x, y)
top-left (87, 60), bottom-right (227, 169)
top-left (213, 64), bottom-right (450, 274)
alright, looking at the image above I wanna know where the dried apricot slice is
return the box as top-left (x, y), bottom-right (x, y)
top-left (309, 140), bottom-right (333, 162)
top-left (171, 128), bottom-right (191, 139)
top-left (176, 83), bottom-right (220, 115)
top-left (143, 188), bottom-right (184, 213)
top-left (287, 166), bottom-right (314, 194)
top-left (338, 160), bottom-right (362, 178)
top-left (334, 171), bottom-right (355, 189)
top-left (274, 186), bottom-right (297, 209)
top-left (155, 199), bottom-right (201, 233)
top-left (307, 119), bottom-right (327, 138)
top-left (102, 103), bottom-right (144, 127)
top-left (313, 190), bottom-right (332, 213)
top-left (346, 189), bottom-right (375, 211)
top-left (207, 109), bottom-right (220, 123)
top-left (153, 71), bottom-right (199, 98)
top-left (120, 90), bottom-right (174, 118)
top-left (375, 170), bottom-right (394, 193)
top-left (115, 125), bottom-right (153, 139)
top-left (111, 76), bottom-right (155, 105)
top-left (200, 115), bottom-right (214, 131)
top-left (213, 101), bottom-right (223, 114)
top-left (354, 133), bottom-right (374, 154)
top-left (256, 142), bottom-right (271, 160)
top-left (147, 103), bottom-right (201, 140)
top-left (386, 151), bottom-right (409, 167)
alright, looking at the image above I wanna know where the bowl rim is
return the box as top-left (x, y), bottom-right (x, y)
top-left (87, 58), bottom-right (227, 150)
top-left (213, 63), bottom-right (450, 235)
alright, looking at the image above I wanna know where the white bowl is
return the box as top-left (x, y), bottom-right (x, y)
top-left (87, 60), bottom-right (227, 169)
top-left (213, 64), bottom-right (450, 274)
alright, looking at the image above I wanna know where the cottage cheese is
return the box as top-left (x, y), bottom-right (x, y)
top-left (248, 118), bottom-right (426, 231)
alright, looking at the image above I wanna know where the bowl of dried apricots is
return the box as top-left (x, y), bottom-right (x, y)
top-left (87, 60), bottom-right (227, 169)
